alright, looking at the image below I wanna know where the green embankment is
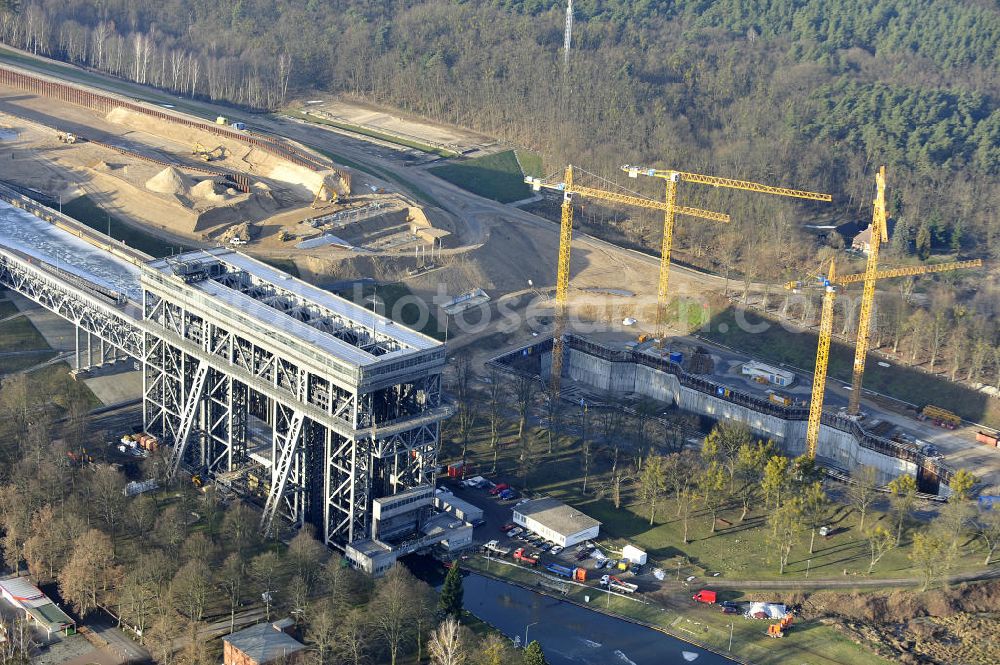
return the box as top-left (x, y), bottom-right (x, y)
top-left (430, 150), bottom-right (532, 203)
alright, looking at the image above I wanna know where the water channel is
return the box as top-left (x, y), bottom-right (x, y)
top-left (460, 572), bottom-right (737, 665)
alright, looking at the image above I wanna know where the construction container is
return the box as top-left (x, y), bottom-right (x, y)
top-left (768, 393), bottom-right (792, 407)
top-left (574, 567), bottom-right (587, 582)
top-left (622, 544), bottom-right (648, 565)
top-left (669, 351), bottom-right (683, 364)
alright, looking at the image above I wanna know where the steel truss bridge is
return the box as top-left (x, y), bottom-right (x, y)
top-left (0, 191), bottom-right (449, 550)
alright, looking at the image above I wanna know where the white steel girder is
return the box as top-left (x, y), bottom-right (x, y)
top-left (166, 360), bottom-right (209, 479)
top-left (261, 408), bottom-right (305, 535)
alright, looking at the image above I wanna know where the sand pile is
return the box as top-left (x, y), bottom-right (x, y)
top-left (191, 178), bottom-right (229, 202)
top-left (146, 167), bottom-right (191, 195)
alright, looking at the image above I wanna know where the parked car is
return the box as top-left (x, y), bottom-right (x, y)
top-left (506, 527), bottom-right (523, 537)
top-left (501, 523), bottom-right (515, 532)
top-left (721, 606), bottom-right (739, 614)
top-left (721, 601), bottom-right (739, 609)
top-left (550, 545), bottom-right (564, 555)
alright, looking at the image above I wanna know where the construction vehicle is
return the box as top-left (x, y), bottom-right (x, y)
top-left (311, 182), bottom-right (339, 209)
top-left (600, 575), bottom-right (638, 593)
top-left (526, 166), bottom-right (729, 389)
top-left (191, 474), bottom-right (203, 488)
top-left (192, 142), bottom-right (224, 162)
top-left (767, 615), bottom-right (794, 638)
top-left (484, 540), bottom-right (512, 556)
top-left (621, 164), bottom-right (831, 344)
top-left (546, 563), bottom-right (587, 580)
top-left (768, 392), bottom-right (792, 407)
top-left (56, 132), bottom-right (78, 144)
top-left (513, 548), bottom-right (538, 566)
top-left (920, 405), bottom-right (961, 429)
top-left (278, 229), bottom-right (295, 242)
top-left (788, 253), bottom-right (981, 457)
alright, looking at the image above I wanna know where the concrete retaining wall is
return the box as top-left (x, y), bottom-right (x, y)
top-left (567, 347), bottom-right (919, 486)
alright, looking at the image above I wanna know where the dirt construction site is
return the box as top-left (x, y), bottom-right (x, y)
top-left (0, 66), bottom-right (464, 257)
top-left (0, 64), bottom-right (710, 353)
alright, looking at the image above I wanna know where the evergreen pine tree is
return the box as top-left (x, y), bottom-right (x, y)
top-left (523, 640), bottom-right (548, 665)
top-left (439, 563), bottom-right (464, 619)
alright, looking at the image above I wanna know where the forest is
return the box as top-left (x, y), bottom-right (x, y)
top-left (0, 0), bottom-right (999, 400)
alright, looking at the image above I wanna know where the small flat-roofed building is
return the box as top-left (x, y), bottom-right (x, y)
top-left (223, 621), bottom-right (306, 665)
top-left (513, 498), bottom-right (600, 547)
top-left (0, 576), bottom-right (75, 637)
top-left (434, 491), bottom-right (484, 524)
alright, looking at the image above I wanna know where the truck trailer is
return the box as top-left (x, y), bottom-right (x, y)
top-left (599, 575), bottom-right (637, 594)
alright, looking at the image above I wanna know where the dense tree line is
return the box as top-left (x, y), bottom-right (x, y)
top-left (1, 1), bottom-right (999, 397)
top-left (2, 0), bottom-right (998, 258)
top-left (0, 374), bottom-right (548, 665)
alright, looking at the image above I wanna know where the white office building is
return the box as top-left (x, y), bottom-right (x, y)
top-left (513, 498), bottom-right (600, 547)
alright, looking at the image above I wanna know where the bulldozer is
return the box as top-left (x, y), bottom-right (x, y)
top-left (192, 142), bottom-right (225, 162)
top-left (57, 131), bottom-right (79, 144)
top-left (767, 614), bottom-right (794, 638)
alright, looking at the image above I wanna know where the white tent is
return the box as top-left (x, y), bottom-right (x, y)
top-left (746, 602), bottom-right (787, 619)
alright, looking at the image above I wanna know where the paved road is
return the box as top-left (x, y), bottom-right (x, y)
top-left (88, 613), bottom-right (152, 664)
top-left (705, 566), bottom-right (1000, 589)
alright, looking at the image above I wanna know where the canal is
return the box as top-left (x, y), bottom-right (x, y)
top-left (461, 572), bottom-right (738, 665)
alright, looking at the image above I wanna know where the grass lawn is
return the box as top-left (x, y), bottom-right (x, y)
top-left (61, 195), bottom-right (190, 258)
top-left (444, 418), bottom-right (994, 665)
top-left (0, 315), bottom-right (52, 351)
top-left (283, 109), bottom-right (458, 157)
top-left (514, 150), bottom-right (544, 179)
top-left (450, 421), bottom-right (993, 584)
top-left (430, 150), bottom-right (531, 203)
top-left (701, 305), bottom-right (1000, 428)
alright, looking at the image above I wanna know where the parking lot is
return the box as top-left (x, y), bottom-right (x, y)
top-left (440, 476), bottom-right (649, 589)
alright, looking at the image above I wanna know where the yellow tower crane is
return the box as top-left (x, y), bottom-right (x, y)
top-left (790, 257), bottom-right (983, 458)
top-left (621, 165), bottom-right (832, 340)
top-left (848, 166), bottom-right (887, 415)
top-left (526, 165), bottom-right (730, 388)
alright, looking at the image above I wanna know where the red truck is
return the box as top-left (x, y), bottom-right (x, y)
top-left (489, 483), bottom-right (510, 496)
top-left (692, 590), bottom-right (717, 604)
top-left (513, 548), bottom-right (538, 566)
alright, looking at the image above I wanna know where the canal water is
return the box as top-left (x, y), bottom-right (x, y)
top-left (461, 572), bottom-right (737, 665)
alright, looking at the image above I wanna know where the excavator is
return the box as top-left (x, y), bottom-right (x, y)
top-left (192, 142), bottom-right (225, 162)
top-left (311, 182), bottom-right (339, 209)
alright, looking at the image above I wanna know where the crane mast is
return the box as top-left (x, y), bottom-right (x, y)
top-left (798, 254), bottom-right (982, 458)
top-left (526, 166), bottom-right (728, 388)
top-left (848, 166), bottom-right (888, 414)
top-left (622, 165), bottom-right (831, 341)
